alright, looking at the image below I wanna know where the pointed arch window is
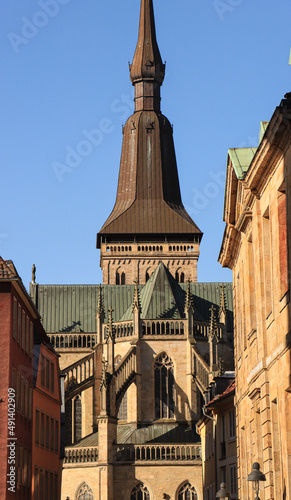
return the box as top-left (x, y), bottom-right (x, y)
top-left (118, 390), bottom-right (127, 421)
top-left (76, 482), bottom-right (94, 500)
top-left (177, 482), bottom-right (198, 500)
top-left (154, 353), bottom-right (174, 419)
top-left (74, 396), bottom-right (82, 442)
top-left (130, 482), bottom-right (150, 500)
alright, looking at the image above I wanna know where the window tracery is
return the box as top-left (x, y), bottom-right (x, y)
top-left (130, 482), bottom-right (150, 500)
top-left (177, 482), bottom-right (198, 500)
top-left (154, 353), bottom-right (174, 419)
top-left (76, 482), bottom-right (94, 500)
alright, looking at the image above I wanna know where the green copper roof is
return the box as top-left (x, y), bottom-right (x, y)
top-left (70, 422), bottom-right (200, 447)
top-left (121, 262), bottom-right (185, 321)
top-left (228, 147), bottom-right (257, 180)
top-left (30, 279), bottom-right (233, 334)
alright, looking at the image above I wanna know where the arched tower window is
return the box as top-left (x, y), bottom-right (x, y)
top-left (116, 269), bottom-right (126, 285)
top-left (74, 396), bottom-right (82, 442)
top-left (76, 482), bottom-right (94, 500)
top-left (180, 272), bottom-right (185, 283)
top-left (177, 483), bottom-right (198, 500)
top-left (154, 353), bottom-right (174, 419)
top-left (130, 483), bottom-right (150, 500)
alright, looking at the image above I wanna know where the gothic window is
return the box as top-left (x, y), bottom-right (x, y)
top-left (130, 483), bottom-right (150, 500)
top-left (116, 271), bottom-right (120, 285)
top-left (180, 272), bottom-right (185, 283)
top-left (74, 396), bottom-right (82, 442)
top-left (76, 482), bottom-right (94, 500)
top-left (118, 390), bottom-right (127, 421)
top-left (154, 353), bottom-right (174, 419)
top-left (177, 482), bottom-right (198, 500)
top-left (121, 272), bottom-right (126, 285)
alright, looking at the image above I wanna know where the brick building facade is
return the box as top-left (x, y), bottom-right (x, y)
top-left (0, 257), bottom-right (62, 499)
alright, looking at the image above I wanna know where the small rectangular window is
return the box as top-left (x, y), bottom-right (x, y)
top-left (21, 310), bottom-right (26, 350)
top-left (23, 448), bottom-right (27, 486)
top-left (35, 409), bottom-right (40, 446)
top-left (19, 446), bottom-right (23, 485)
top-left (54, 473), bottom-right (58, 499)
top-left (41, 355), bottom-right (45, 387)
top-left (229, 409), bottom-right (236, 439)
top-left (45, 415), bottom-right (50, 449)
top-left (34, 467), bottom-right (39, 500)
top-left (230, 464), bottom-right (238, 497)
top-left (45, 471), bottom-right (49, 500)
top-left (13, 298), bottom-right (17, 340)
top-left (50, 472), bottom-right (54, 500)
top-left (30, 322), bottom-right (33, 358)
top-left (17, 304), bottom-right (21, 344)
top-left (11, 368), bottom-right (16, 392)
top-left (55, 420), bottom-right (59, 453)
top-left (20, 377), bottom-right (24, 416)
top-left (40, 412), bottom-right (45, 447)
top-left (50, 361), bottom-right (55, 393)
top-left (50, 418), bottom-right (54, 452)
top-left (27, 450), bottom-right (31, 487)
top-left (46, 358), bottom-right (50, 390)
top-left (39, 469), bottom-right (44, 499)
top-left (16, 372), bottom-right (20, 411)
top-left (26, 316), bottom-right (30, 355)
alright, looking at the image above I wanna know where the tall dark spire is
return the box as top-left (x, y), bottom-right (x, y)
top-left (129, 0), bottom-right (165, 112)
top-left (97, 0), bottom-right (202, 248)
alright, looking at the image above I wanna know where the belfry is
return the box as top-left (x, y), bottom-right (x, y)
top-left (97, 0), bottom-right (202, 285)
top-left (30, 1), bottom-right (234, 499)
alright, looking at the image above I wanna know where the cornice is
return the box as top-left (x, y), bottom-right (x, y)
top-left (244, 105), bottom-right (291, 194)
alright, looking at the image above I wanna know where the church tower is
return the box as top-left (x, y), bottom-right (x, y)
top-left (97, 0), bottom-right (202, 285)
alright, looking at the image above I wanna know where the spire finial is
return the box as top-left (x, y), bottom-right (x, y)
top-left (132, 279), bottom-right (141, 312)
top-left (209, 305), bottom-right (218, 340)
top-left (185, 279), bottom-right (194, 313)
top-left (129, 0), bottom-right (165, 111)
top-left (32, 264), bottom-right (36, 284)
top-left (97, 284), bottom-right (104, 315)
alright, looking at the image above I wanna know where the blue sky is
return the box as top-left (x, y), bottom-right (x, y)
top-left (1, 0), bottom-right (291, 288)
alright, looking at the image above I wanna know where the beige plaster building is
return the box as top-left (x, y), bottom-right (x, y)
top-left (219, 96), bottom-right (291, 498)
top-left (30, 1), bottom-right (235, 499)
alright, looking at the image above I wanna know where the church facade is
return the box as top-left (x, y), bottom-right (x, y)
top-left (30, 1), bottom-right (234, 499)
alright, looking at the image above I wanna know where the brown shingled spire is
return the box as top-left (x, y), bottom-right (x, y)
top-left (97, 1), bottom-right (202, 284)
top-left (129, 0), bottom-right (165, 111)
